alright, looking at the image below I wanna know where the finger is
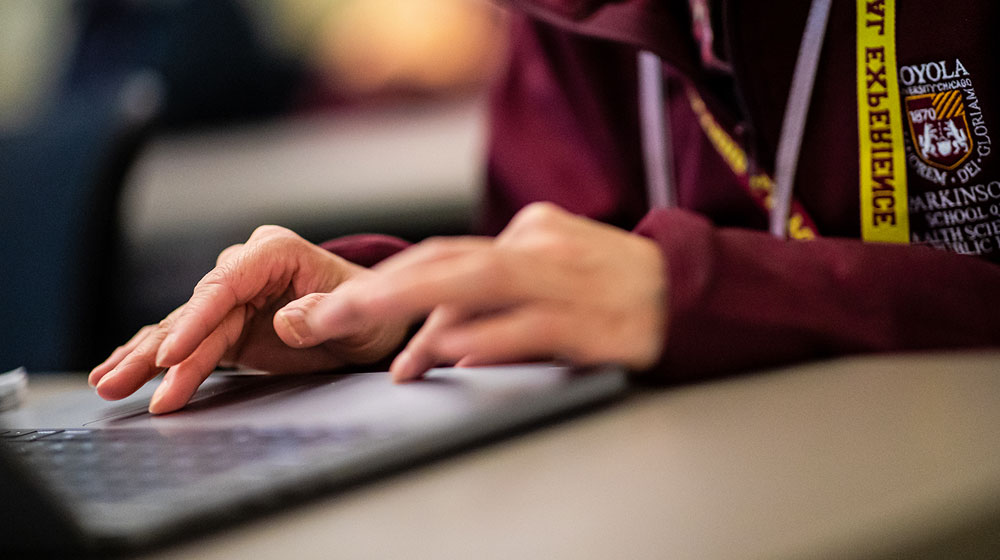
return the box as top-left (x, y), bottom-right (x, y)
top-left (93, 302), bottom-right (189, 398)
top-left (89, 324), bottom-right (156, 387)
top-left (395, 306), bottom-right (574, 381)
top-left (370, 236), bottom-right (491, 275)
top-left (154, 271), bottom-right (244, 368)
top-left (148, 306), bottom-right (247, 414)
top-left (156, 229), bottom-right (334, 368)
top-left (93, 300), bottom-right (189, 386)
top-left (216, 243), bottom-right (245, 266)
top-left (275, 291), bottom-right (410, 365)
top-left (454, 355), bottom-right (483, 368)
top-left (273, 292), bottom-right (341, 348)
top-left (317, 248), bottom-right (536, 329)
top-left (275, 291), bottom-right (382, 349)
top-left (390, 305), bottom-right (465, 382)
top-left (94, 323), bottom-right (174, 400)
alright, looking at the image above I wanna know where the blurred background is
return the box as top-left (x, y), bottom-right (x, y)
top-left (0, 0), bottom-right (509, 372)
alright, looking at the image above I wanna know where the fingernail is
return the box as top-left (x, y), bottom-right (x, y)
top-left (148, 376), bottom-right (172, 414)
top-left (278, 308), bottom-right (311, 346)
top-left (95, 369), bottom-right (115, 391)
top-left (155, 336), bottom-right (174, 368)
top-left (389, 351), bottom-right (411, 382)
top-left (87, 358), bottom-right (114, 387)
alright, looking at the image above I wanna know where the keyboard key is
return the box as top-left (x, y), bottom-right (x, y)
top-left (45, 429), bottom-right (93, 441)
top-left (0, 429), bottom-right (38, 439)
top-left (2, 426), bottom-right (384, 503)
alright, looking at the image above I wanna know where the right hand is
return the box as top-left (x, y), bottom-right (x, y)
top-left (89, 226), bottom-right (410, 414)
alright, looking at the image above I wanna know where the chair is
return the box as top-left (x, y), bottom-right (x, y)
top-left (0, 74), bottom-right (160, 372)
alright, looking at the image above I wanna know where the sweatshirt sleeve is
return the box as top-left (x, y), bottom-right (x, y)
top-left (634, 208), bottom-right (1000, 381)
top-left (320, 234), bottom-right (411, 268)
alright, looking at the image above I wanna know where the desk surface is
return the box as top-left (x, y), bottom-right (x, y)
top-left (13, 352), bottom-right (1000, 559)
top-left (122, 96), bottom-right (485, 245)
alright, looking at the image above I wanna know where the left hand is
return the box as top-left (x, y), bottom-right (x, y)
top-left (293, 202), bottom-right (668, 381)
top-left (88, 225), bottom-right (410, 413)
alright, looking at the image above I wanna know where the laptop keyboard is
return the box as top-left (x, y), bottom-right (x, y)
top-left (0, 427), bottom-right (380, 504)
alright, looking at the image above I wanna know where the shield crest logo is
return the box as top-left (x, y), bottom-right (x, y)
top-left (905, 90), bottom-right (973, 170)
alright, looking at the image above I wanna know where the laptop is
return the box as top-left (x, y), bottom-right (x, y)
top-left (0, 364), bottom-right (626, 555)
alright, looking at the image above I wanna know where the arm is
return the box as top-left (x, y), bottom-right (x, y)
top-left (294, 203), bottom-right (1000, 384)
top-left (636, 208), bottom-right (1000, 380)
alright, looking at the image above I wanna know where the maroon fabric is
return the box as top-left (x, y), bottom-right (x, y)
top-left (320, 234), bottom-right (410, 268)
top-left (484, 0), bottom-right (1000, 380)
top-left (635, 209), bottom-right (1000, 379)
top-left (327, 0), bottom-right (1000, 380)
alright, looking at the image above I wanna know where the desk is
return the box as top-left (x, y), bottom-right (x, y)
top-left (13, 352), bottom-right (1000, 559)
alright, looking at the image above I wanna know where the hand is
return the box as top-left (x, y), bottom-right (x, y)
top-left (89, 226), bottom-right (410, 414)
top-left (295, 203), bottom-right (668, 381)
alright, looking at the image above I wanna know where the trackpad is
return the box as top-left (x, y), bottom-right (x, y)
top-left (89, 366), bottom-right (573, 431)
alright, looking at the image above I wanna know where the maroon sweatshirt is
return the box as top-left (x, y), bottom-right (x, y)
top-left (325, 0), bottom-right (1000, 381)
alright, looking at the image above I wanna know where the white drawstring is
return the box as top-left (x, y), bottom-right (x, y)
top-left (637, 50), bottom-right (676, 210)
top-left (770, 0), bottom-right (832, 238)
top-left (638, 0), bottom-right (830, 239)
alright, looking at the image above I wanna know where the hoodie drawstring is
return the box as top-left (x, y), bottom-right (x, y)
top-left (637, 50), bottom-right (676, 210)
top-left (637, 0), bottom-right (831, 239)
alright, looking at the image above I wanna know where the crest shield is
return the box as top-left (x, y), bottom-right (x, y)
top-left (905, 90), bottom-right (973, 170)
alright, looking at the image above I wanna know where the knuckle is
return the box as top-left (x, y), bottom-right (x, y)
top-left (517, 201), bottom-right (561, 224)
top-left (421, 236), bottom-right (450, 246)
top-left (255, 232), bottom-right (307, 257)
top-left (504, 203), bottom-right (575, 247)
top-left (198, 265), bottom-right (233, 289)
top-left (249, 224), bottom-right (291, 241)
top-left (196, 273), bottom-right (236, 300)
top-left (509, 201), bottom-right (570, 231)
top-left (416, 237), bottom-right (454, 259)
top-left (215, 243), bottom-right (244, 266)
top-left (127, 325), bottom-right (154, 346)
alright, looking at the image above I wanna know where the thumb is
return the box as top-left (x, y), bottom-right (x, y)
top-left (274, 292), bottom-right (363, 348)
top-left (274, 293), bottom-right (348, 348)
top-left (277, 286), bottom-right (412, 366)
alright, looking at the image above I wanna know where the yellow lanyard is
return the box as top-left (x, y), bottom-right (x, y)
top-left (857, 0), bottom-right (910, 242)
top-left (686, 88), bottom-right (818, 240)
